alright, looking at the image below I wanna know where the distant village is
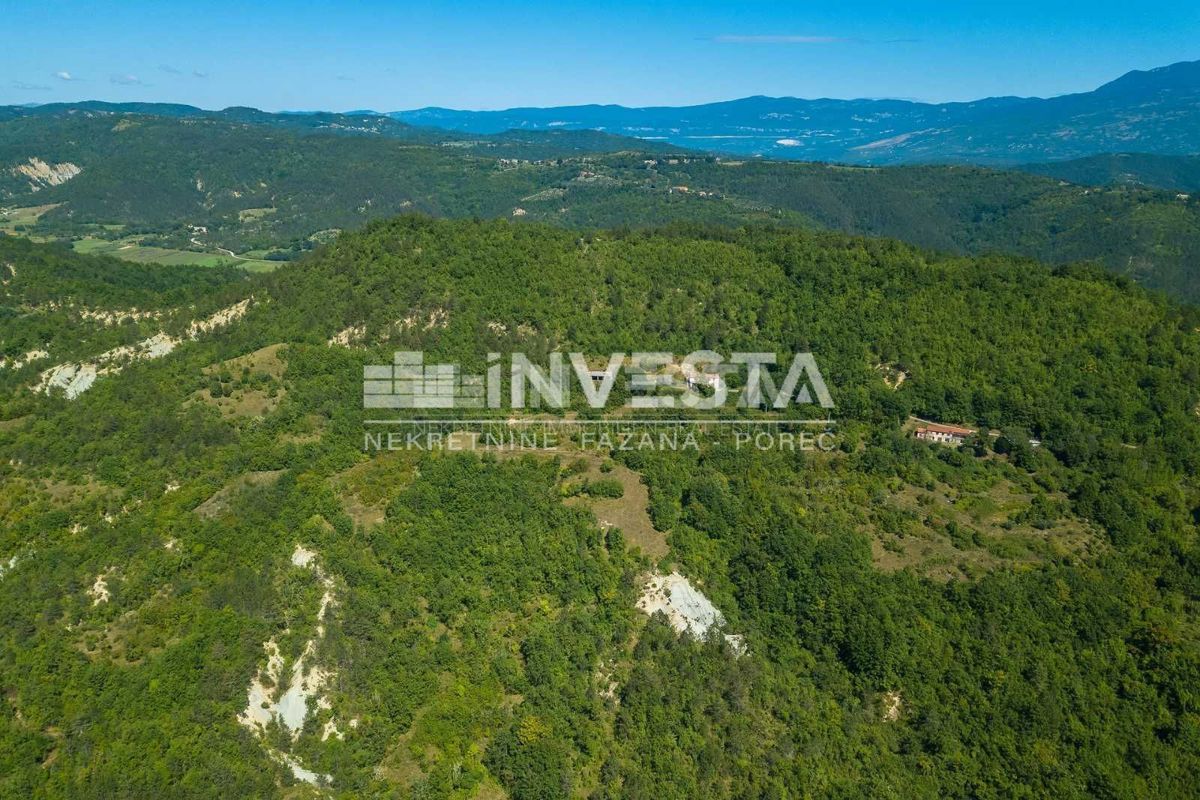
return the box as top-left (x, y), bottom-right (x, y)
top-left (496, 154), bottom-right (726, 218)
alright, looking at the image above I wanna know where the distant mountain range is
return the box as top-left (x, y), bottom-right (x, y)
top-left (392, 60), bottom-right (1200, 165)
top-left (7, 60), bottom-right (1199, 168)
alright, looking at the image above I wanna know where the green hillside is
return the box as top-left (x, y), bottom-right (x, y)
top-left (1020, 153), bottom-right (1200, 193)
top-left (650, 160), bottom-right (1200, 301)
top-left (4, 108), bottom-right (1200, 301)
top-left (1, 219), bottom-right (1198, 798)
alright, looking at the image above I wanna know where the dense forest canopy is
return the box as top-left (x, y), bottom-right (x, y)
top-left (1, 218), bottom-right (1198, 797)
top-left (1020, 152), bottom-right (1200, 193)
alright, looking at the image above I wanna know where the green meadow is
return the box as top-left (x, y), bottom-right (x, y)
top-left (70, 236), bottom-right (279, 272)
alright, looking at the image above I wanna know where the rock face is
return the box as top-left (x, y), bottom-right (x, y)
top-left (33, 299), bottom-right (253, 399)
top-left (637, 571), bottom-right (745, 653)
top-left (637, 571), bottom-right (724, 638)
top-left (39, 363), bottom-right (99, 400)
top-left (0, 349), bottom-right (49, 370)
top-left (13, 157), bottom-right (81, 191)
top-left (89, 569), bottom-right (112, 605)
top-left (882, 690), bottom-right (903, 722)
top-left (237, 544), bottom-right (339, 786)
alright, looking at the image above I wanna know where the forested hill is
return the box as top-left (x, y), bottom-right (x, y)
top-left (1020, 153), bottom-right (1200, 193)
top-left (0, 101), bottom-right (676, 153)
top-left (0, 234), bottom-right (244, 305)
top-left (0, 235), bottom-right (250, 378)
top-left (264, 216), bottom-right (1200, 446)
top-left (642, 160), bottom-right (1200, 301)
top-left (5, 108), bottom-right (1200, 301)
top-left (1, 218), bottom-right (1199, 797)
top-left (393, 60), bottom-right (1200, 163)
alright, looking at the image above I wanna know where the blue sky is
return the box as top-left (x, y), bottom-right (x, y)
top-left (4, 1), bottom-right (1198, 110)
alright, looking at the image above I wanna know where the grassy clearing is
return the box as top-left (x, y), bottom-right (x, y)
top-left (869, 478), bottom-right (1097, 580)
top-left (561, 455), bottom-right (665, 560)
top-left (71, 236), bottom-right (280, 271)
top-left (2, 206), bottom-right (278, 271)
top-left (237, 207), bottom-right (276, 222)
top-left (0, 415), bottom-right (31, 432)
top-left (206, 344), bottom-right (288, 381)
top-left (330, 451), bottom-right (420, 529)
top-left (430, 432), bottom-right (666, 560)
top-left (330, 435), bottom-right (664, 562)
top-left (193, 470), bottom-right (285, 519)
top-left (0, 204), bottom-right (61, 234)
top-left (191, 344), bottom-right (288, 421)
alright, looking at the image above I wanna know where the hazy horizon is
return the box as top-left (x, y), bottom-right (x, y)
top-left (8, 58), bottom-right (1199, 116)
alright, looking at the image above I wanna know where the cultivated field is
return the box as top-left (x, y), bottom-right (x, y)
top-left (71, 236), bottom-right (279, 271)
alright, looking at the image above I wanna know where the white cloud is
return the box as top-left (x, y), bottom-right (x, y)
top-left (110, 74), bottom-right (147, 86)
top-left (712, 35), bottom-right (845, 44)
top-left (12, 81), bottom-right (51, 91)
top-left (54, 71), bottom-right (77, 81)
top-left (710, 34), bottom-right (919, 45)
